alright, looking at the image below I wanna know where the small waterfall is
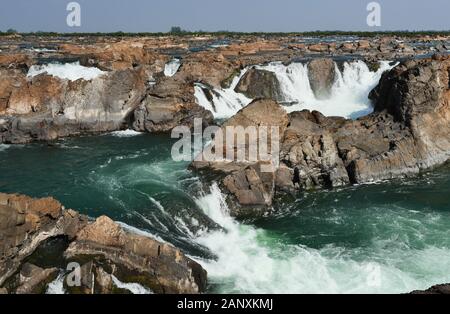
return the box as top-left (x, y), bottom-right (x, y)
top-left (164, 58), bottom-right (181, 77)
top-left (27, 62), bottom-right (105, 81)
top-left (46, 273), bottom-right (66, 294)
top-left (111, 275), bottom-right (153, 294)
top-left (195, 60), bottom-right (396, 120)
top-left (194, 69), bottom-right (253, 119)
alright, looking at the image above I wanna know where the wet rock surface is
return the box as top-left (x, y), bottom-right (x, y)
top-left (0, 193), bottom-right (207, 294)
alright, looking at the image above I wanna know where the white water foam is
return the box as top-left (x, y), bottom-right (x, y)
top-left (259, 60), bottom-right (395, 118)
top-left (46, 273), bottom-right (66, 294)
top-left (0, 144), bottom-right (10, 152)
top-left (164, 58), bottom-right (181, 77)
top-left (27, 62), bottom-right (105, 81)
top-left (194, 183), bottom-right (450, 294)
top-left (111, 275), bottom-right (153, 294)
top-left (194, 69), bottom-right (252, 119)
top-left (194, 60), bottom-right (395, 120)
top-left (28, 47), bottom-right (57, 53)
top-left (110, 130), bottom-right (144, 137)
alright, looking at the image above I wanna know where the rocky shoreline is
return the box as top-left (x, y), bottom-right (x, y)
top-left (1, 34), bottom-right (450, 294)
top-left (0, 193), bottom-right (206, 294)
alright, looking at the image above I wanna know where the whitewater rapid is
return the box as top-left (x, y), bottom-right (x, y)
top-left (194, 60), bottom-right (395, 120)
top-left (4, 133), bottom-right (449, 294)
top-left (193, 183), bottom-right (450, 294)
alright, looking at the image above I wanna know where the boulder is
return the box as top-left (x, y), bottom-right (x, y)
top-left (0, 194), bottom-right (208, 294)
top-left (234, 68), bottom-right (282, 101)
top-left (192, 99), bottom-right (289, 217)
top-left (0, 193), bottom-right (87, 286)
top-left (15, 263), bottom-right (58, 294)
top-left (411, 284), bottom-right (450, 294)
top-left (0, 66), bottom-right (148, 143)
top-left (64, 216), bottom-right (207, 294)
top-left (308, 44), bottom-right (329, 53)
top-left (307, 58), bottom-right (336, 99)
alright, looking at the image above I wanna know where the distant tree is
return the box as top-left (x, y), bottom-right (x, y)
top-left (6, 28), bottom-right (17, 34)
top-left (169, 26), bottom-right (185, 34)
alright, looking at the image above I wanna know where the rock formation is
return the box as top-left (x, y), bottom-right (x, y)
top-left (307, 58), bottom-right (336, 99)
top-left (410, 283), bottom-right (450, 294)
top-left (192, 56), bottom-right (450, 218)
top-left (234, 67), bottom-right (282, 101)
top-left (0, 193), bottom-right (207, 294)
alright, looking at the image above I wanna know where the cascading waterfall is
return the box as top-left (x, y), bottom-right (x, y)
top-left (164, 58), bottom-right (181, 77)
top-left (259, 60), bottom-right (394, 118)
top-left (194, 68), bottom-right (252, 119)
top-left (194, 60), bottom-right (395, 120)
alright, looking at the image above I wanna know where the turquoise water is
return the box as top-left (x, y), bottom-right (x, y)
top-left (1, 133), bottom-right (450, 293)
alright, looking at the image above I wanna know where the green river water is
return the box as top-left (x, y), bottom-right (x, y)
top-left (0, 132), bottom-right (449, 294)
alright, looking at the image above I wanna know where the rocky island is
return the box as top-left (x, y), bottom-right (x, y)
top-left (0, 32), bottom-right (450, 294)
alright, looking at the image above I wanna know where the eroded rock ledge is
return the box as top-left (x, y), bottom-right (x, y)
top-left (192, 56), bottom-right (450, 218)
top-left (0, 193), bottom-right (206, 294)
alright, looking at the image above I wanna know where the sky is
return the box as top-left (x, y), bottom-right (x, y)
top-left (0, 0), bottom-right (449, 33)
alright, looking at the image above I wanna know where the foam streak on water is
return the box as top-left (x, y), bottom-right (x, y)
top-left (110, 130), bottom-right (144, 137)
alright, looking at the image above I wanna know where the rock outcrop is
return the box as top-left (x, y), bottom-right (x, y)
top-left (0, 66), bottom-right (148, 143)
top-left (234, 68), bottom-right (282, 101)
top-left (0, 193), bottom-right (207, 294)
top-left (0, 193), bottom-right (85, 286)
top-left (307, 58), bottom-right (336, 99)
top-left (410, 283), bottom-right (450, 294)
top-left (192, 56), bottom-right (450, 218)
top-left (65, 216), bottom-right (207, 294)
top-left (132, 76), bottom-right (213, 132)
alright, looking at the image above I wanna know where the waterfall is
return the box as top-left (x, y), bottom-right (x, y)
top-left (27, 62), bottom-right (105, 81)
top-left (194, 60), bottom-right (396, 120)
top-left (164, 58), bottom-right (181, 77)
top-left (194, 69), bottom-right (252, 120)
